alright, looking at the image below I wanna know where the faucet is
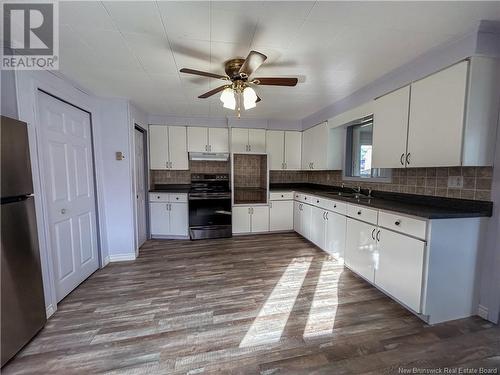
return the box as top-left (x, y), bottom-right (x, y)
top-left (354, 186), bottom-right (361, 193)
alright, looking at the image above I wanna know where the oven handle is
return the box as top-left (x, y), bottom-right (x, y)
top-left (215, 210), bottom-right (232, 215)
top-left (188, 196), bottom-right (231, 200)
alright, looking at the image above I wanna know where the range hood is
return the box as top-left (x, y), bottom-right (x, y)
top-left (189, 152), bottom-right (229, 161)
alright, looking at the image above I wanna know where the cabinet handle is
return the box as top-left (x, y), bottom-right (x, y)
top-left (334, 204), bottom-right (337, 208)
top-left (406, 153), bottom-right (411, 165)
top-left (400, 153), bottom-right (405, 166)
top-left (322, 211), bottom-right (326, 220)
top-left (376, 230), bottom-right (381, 242)
top-left (248, 145), bottom-right (251, 152)
top-left (357, 210), bottom-right (362, 215)
top-left (394, 220), bottom-right (401, 226)
top-left (325, 211), bottom-right (329, 220)
top-left (284, 162), bottom-right (287, 169)
top-left (209, 145), bottom-right (212, 152)
top-left (371, 228), bottom-right (376, 240)
top-left (311, 162), bottom-right (314, 169)
top-left (157, 196), bottom-right (160, 199)
top-left (316, 199), bottom-right (320, 203)
top-left (166, 161), bottom-right (169, 168)
top-left (281, 194), bottom-right (284, 198)
top-left (269, 202), bottom-right (272, 208)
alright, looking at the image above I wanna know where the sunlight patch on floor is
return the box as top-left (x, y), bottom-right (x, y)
top-left (239, 257), bottom-right (313, 348)
top-left (303, 258), bottom-right (342, 340)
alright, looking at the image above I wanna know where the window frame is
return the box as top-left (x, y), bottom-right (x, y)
top-left (343, 115), bottom-right (392, 183)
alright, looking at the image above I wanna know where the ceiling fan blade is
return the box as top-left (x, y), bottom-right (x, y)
top-left (253, 77), bottom-right (298, 86)
top-left (180, 68), bottom-right (228, 80)
top-left (238, 50), bottom-right (267, 78)
top-left (256, 95), bottom-right (262, 103)
top-left (198, 85), bottom-right (229, 99)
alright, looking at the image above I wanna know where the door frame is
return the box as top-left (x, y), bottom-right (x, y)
top-left (132, 124), bottom-right (149, 254)
top-left (15, 70), bottom-right (108, 318)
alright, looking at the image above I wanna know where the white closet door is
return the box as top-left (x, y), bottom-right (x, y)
top-left (407, 61), bottom-right (468, 167)
top-left (372, 85), bottom-right (410, 168)
top-left (266, 130), bottom-right (284, 170)
top-left (187, 127), bottom-right (208, 152)
top-left (208, 127), bottom-right (229, 152)
top-left (134, 129), bottom-right (147, 247)
top-left (38, 92), bottom-right (99, 302)
top-left (149, 125), bottom-right (169, 169)
top-left (284, 131), bottom-right (301, 170)
top-left (168, 126), bottom-right (188, 170)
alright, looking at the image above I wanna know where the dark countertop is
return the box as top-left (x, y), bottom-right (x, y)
top-left (270, 183), bottom-right (493, 219)
top-left (149, 184), bottom-right (191, 193)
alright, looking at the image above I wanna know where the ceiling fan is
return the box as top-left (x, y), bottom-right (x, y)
top-left (179, 50), bottom-right (298, 117)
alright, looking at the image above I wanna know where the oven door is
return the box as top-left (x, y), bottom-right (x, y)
top-left (188, 197), bottom-right (231, 228)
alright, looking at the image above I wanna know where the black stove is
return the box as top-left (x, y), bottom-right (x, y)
top-left (188, 174), bottom-right (232, 240)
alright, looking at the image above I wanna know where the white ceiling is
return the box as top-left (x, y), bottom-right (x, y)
top-left (59, 1), bottom-right (500, 120)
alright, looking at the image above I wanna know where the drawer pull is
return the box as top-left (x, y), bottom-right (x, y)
top-left (176, 197), bottom-right (179, 200)
top-left (304, 197), bottom-right (307, 200)
top-left (281, 194), bottom-right (284, 198)
top-left (316, 199), bottom-right (320, 203)
top-left (395, 220), bottom-right (401, 226)
top-left (334, 204), bottom-right (337, 208)
top-left (157, 196), bottom-right (160, 199)
top-left (357, 210), bottom-right (362, 215)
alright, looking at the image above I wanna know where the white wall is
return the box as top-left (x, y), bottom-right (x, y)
top-left (1, 69), bottom-right (18, 119)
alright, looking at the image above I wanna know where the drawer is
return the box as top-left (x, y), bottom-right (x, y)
top-left (347, 204), bottom-right (378, 225)
top-left (322, 198), bottom-right (347, 215)
top-left (302, 194), bottom-right (314, 204)
top-left (149, 192), bottom-right (170, 202)
top-left (169, 193), bottom-right (187, 203)
top-left (270, 191), bottom-right (294, 201)
top-left (378, 211), bottom-right (427, 240)
top-left (294, 193), bottom-right (303, 201)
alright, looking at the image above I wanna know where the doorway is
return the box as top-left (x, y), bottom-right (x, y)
top-left (134, 126), bottom-right (148, 248)
top-left (37, 91), bottom-right (100, 302)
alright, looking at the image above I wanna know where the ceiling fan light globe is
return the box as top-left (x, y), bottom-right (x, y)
top-left (243, 86), bottom-right (257, 103)
top-left (244, 100), bottom-right (256, 110)
top-left (220, 88), bottom-right (235, 104)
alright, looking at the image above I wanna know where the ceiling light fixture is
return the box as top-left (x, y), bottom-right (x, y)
top-left (219, 81), bottom-right (258, 117)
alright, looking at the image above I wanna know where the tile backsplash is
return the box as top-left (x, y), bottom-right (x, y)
top-left (150, 160), bottom-right (230, 185)
top-left (271, 166), bottom-right (493, 201)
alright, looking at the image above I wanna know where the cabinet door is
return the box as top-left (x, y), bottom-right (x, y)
top-left (270, 200), bottom-right (293, 231)
top-left (248, 129), bottom-right (266, 153)
top-left (149, 125), bottom-right (169, 170)
top-left (294, 202), bottom-right (303, 235)
top-left (311, 123), bottom-right (328, 170)
top-left (407, 61), bottom-right (468, 167)
top-left (251, 206), bottom-right (269, 232)
top-left (345, 218), bottom-right (377, 283)
top-left (266, 130), bottom-right (284, 170)
top-left (301, 203), bottom-right (312, 239)
top-left (301, 127), bottom-right (313, 169)
top-left (187, 127), bottom-right (208, 152)
top-left (372, 85), bottom-right (410, 168)
top-left (284, 131), bottom-right (302, 170)
top-left (168, 126), bottom-right (188, 170)
top-left (324, 211), bottom-right (346, 259)
top-left (208, 127), bottom-right (229, 153)
top-left (375, 229), bottom-right (424, 312)
top-left (309, 206), bottom-right (326, 248)
top-left (150, 202), bottom-right (170, 235)
top-left (169, 203), bottom-right (188, 236)
top-left (231, 128), bottom-right (248, 153)
top-left (232, 206), bottom-right (251, 233)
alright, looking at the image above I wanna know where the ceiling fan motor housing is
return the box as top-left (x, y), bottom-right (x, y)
top-left (224, 59), bottom-right (246, 80)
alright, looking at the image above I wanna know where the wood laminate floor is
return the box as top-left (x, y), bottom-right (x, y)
top-left (4, 233), bottom-right (500, 374)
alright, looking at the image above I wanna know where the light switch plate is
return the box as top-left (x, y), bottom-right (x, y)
top-left (448, 176), bottom-right (463, 189)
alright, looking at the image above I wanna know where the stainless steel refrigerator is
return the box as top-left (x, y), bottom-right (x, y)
top-left (1, 116), bottom-right (46, 367)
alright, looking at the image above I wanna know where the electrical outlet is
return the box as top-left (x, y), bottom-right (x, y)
top-left (447, 176), bottom-right (463, 189)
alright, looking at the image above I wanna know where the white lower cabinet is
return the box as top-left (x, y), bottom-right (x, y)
top-left (232, 206), bottom-right (269, 234)
top-left (324, 210), bottom-right (346, 259)
top-left (345, 218), bottom-right (377, 283)
top-left (375, 229), bottom-right (425, 312)
top-left (150, 201), bottom-right (188, 237)
top-left (310, 206), bottom-right (326, 248)
top-left (269, 200), bottom-right (294, 231)
top-left (293, 201), bottom-right (303, 235)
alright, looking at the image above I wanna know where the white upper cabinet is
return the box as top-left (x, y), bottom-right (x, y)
top-left (248, 129), bottom-right (266, 153)
top-left (266, 130), bottom-right (302, 170)
top-left (187, 127), bottom-right (229, 153)
top-left (208, 128), bottom-right (229, 153)
top-left (168, 126), bottom-right (189, 170)
top-left (302, 122), bottom-right (340, 170)
top-left (266, 130), bottom-right (285, 170)
top-left (372, 85), bottom-right (411, 168)
top-left (231, 128), bottom-right (266, 153)
top-left (149, 125), bottom-right (188, 170)
top-left (149, 125), bottom-right (169, 169)
top-left (187, 127), bottom-right (207, 152)
top-left (372, 57), bottom-right (499, 168)
top-left (407, 61), bottom-right (468, 168)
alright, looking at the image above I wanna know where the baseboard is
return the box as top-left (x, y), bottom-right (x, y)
top-left (150, 235), bottom-right (189, 240)
top-left (102, 256), bottom-right (110, 267)
top-left (46, 304), bottom-right (56, 318)
top-left (109, 253), bottom-right (136, 262)
top-left (477, 304), bottom-right (489, 320)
